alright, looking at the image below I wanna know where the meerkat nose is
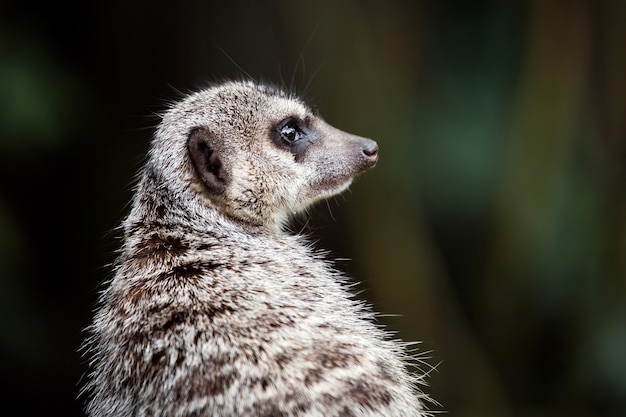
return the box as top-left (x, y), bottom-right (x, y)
top-left (361, 140), bottom-right (379, 164)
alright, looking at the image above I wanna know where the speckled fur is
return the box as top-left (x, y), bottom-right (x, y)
top-left (83, 80), bottom-right (429, 416)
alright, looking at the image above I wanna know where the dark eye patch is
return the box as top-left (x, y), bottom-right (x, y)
top-left (272, 117), bottom-right (314, 160)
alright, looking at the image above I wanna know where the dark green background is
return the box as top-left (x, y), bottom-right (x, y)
top-left (1, 1), bottom-right (625, 416)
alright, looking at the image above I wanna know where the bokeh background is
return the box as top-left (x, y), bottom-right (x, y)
top-left (1, 1), bottom-right (625, 416)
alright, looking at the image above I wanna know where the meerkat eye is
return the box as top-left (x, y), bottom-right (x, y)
top-left (279, 119), bottom-right (304, 144)
top-left (273, 117), bottom-right (313, 160)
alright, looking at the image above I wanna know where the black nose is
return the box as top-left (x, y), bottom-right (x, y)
top-left (361, 140), bottom-right (379, 164)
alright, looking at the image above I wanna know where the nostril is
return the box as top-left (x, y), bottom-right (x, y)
top-left (362, 144), bottom-right (379, 158)
top-left (355, 138), bottom-right (379, 168)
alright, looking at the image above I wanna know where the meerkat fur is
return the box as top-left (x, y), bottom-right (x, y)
top-left (83, 80), bottom-right (430, 416)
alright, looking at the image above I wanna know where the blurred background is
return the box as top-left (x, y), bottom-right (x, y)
top-left (1, 0), bottom-right (625, 416)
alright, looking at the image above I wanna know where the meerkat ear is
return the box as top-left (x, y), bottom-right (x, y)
top-left (188, 128), bottom-right (228, 195)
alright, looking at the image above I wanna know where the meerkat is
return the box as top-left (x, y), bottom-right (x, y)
top-left (83, 80), bottom-right (430, 416)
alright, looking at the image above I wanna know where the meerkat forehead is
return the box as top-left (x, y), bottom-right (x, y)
top-left (181, 81), bottom-right (313, 134)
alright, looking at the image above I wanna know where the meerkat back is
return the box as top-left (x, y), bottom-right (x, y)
top-left (83, 81), bottom-right (429, 416)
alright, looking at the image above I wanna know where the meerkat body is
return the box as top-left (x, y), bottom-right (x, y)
top-left (84, 81), bottom-right (428, 416)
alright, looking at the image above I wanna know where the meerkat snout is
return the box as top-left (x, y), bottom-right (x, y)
top-left (361, 140), bottom-right (379, 159)
top-left (357, 137), bottom-right (379, 168)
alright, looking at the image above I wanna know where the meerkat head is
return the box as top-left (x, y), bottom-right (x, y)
top-left (150, 80), bottom-right (378, 231)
